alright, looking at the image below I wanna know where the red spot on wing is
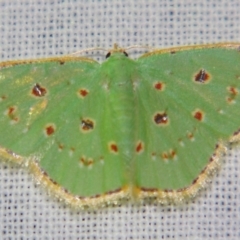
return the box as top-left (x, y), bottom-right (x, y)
top-left (161, 149), bottom-right (176, 160)
top-left (154, 112), bottom-right (168, 125)
top-left (6, 106), bottom-right (19, 122)
top-left (227, 86), bottom-right (238, 103)
top-left (162, 152), bottom-right (168, 160)
top-left (194, 112), bottom-right (202, 121)
top-left (229, 87), bottom-right (238, 95)
top-left (187, 132), bottom-right (194, 140)
top-left (136, 141), bottom-right (144, 153)
top-left (8, 106), bottom-right (15, 115)
top-left (81, 119), bottom-right (94, 131)
top-left (79, 88), bottom-right (89, 98)
top-left (109, 142), bottom-right (118, 153)
top-left (80, 157), bottom-right (93, 167)
top-left (32, 83), bottom-right (47, 97)
top-left (194, 69), bottom-right (210, 83)
top-left (111, 144), bottom-right (118, 153)
top-left (226, 96), bottom-right (236, 104)
top-left (193, 109), bottom-right (204, 121)
top-left (154, 82), bottom-right (164, 91)
top-left (45, 124), bottom-right (55, 136)
top-left (170, 150), bottom-right (176, 158)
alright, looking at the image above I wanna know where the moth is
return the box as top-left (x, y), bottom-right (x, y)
top-left (0, 43), bottom-right (240, 209)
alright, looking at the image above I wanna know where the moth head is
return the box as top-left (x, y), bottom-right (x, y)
top-left (105, 44), bottom-right (128, 58)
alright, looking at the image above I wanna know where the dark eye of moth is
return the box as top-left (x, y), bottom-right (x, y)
top-left (105, 51), bottom-right (128, 58)
top-left (106, 52), bottom-right (111, 58)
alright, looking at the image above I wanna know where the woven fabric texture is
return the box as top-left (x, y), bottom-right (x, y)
top-left (0, 1), bottom-right (239, 239)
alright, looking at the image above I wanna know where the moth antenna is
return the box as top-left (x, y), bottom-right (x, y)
top-left (70, 47), bottom-right (108, 56)
top-left (70, 44), bottom-right (155, 57)
top-left (125, 45), bottom-right (155, 51)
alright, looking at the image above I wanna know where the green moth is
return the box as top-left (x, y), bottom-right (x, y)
top-left (0, 43), bottom-right (240, 209)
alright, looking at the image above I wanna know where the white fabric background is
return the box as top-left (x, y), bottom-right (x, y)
top-left (0, 1), bottom-right (240, 239)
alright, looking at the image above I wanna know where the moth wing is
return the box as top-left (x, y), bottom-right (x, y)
top-left (133, 45), bottom-right (240, 201)
top-left (0, 58), bottom-right (128, 207)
